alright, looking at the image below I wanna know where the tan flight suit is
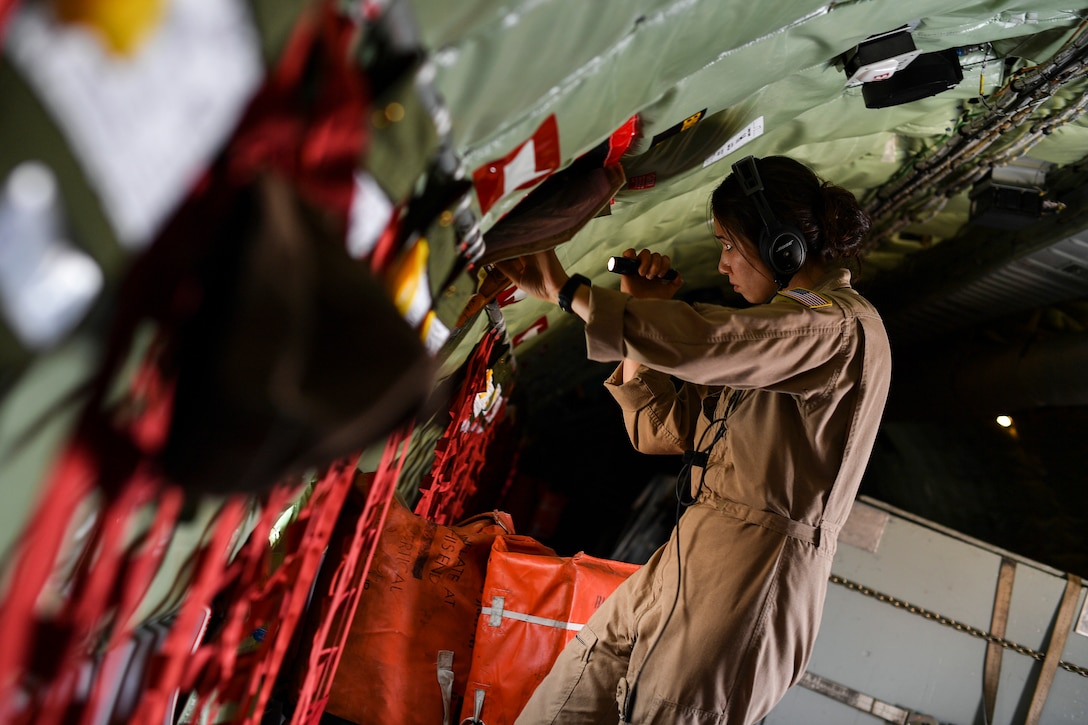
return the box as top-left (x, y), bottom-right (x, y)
top-left (515, 267), bottom-right (891, 725)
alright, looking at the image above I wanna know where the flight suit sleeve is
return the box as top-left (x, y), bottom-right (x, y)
top-left (584, 286), bottom-right (849, 394)
top-left (602, 363), bottom-right (709, 455)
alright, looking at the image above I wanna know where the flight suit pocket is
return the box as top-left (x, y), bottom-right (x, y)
top-left (553, 626), bottom-right (600, 706)
top-left (515, 624), bottom-right (630, 724)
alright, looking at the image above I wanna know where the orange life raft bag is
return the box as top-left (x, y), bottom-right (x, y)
top-left (324, 497), bottom-right (524, 725)
top-left (459, 535), bottom-right (642, 724)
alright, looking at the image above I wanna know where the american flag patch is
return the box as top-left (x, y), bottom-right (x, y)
top-left (779, 288), bottom-right (832, 309)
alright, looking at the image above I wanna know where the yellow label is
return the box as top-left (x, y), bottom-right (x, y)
top-left (55, 0), bottom-right (166, 55)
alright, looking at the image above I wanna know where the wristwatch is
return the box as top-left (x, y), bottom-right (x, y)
top-left (557, 274), bottom-right (591, 314)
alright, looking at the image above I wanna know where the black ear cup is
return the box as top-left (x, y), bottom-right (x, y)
top-left (730, 156), bottom-right (808, 285)
top-left (761, 226), bottom-right (806, 278)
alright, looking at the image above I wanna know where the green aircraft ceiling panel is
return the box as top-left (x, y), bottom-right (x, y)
top-left (408, 0), bottom-right (1087, 362)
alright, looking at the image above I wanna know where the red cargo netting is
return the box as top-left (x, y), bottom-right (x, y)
top-left (415, 328), bottom-right (509, 525)
top-left (0, 336), bottom-right (413, 725)
top-left (288, 425), bottom-right (415, 725)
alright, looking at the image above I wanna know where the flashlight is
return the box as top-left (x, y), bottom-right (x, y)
top-left (607, 256), bottom-right (679, 280)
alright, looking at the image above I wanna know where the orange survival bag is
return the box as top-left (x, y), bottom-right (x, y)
top-left (459, 536), bottom-right (641, 724)
top-left (324, 497), bottom-right (539, 725)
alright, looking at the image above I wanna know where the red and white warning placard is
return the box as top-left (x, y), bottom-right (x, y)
top-left (472, 115), bottom-right (561, 214)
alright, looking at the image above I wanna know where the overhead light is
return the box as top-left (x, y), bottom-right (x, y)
top-left (995, 414), bottom-right (1019, 439)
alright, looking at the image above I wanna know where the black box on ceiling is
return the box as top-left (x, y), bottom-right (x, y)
top-left (862, 47), bottom-right (964, 109)
top-left (842, 28), bottom-right (919, 84)
top-left (968, 177), bottom-right (1045, 229)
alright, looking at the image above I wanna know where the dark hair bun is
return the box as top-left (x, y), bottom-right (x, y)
top-left (818, 181), bottom-right (871, 260)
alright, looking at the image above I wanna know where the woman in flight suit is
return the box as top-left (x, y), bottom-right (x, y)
top-left (498, 155), bottom-right (892, 725)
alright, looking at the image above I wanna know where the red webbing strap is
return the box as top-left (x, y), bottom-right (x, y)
top-left (106, 483), bottom-right (186, 647)
top-left (4, 473), bottom-right (186, 725)
top-left (78, 347), bottom-right (183, 721)
top-left (290, 424), bottom-right (414, 725)
top-left (172, 485), bottom-right (297, 721)
top-left (415, 329), bottom-right (505, 525)
top-left (227, 0), bottom-right (367, 224)
top-left (131, 498), bottom-right (251, 724)
top-left (350, 425), bottom-right (414, 624)
top-left (80, 351), bottom-right (190, 725)
top-left (189, 485), bottom-right (299, 709)
top-left (239, 468), bottom-right (354, 724)
top-left (79, 474), bottom-right (185, 724)
top-left (0, 344), bottom-right (180, 725)
top-left (0, 441), bottom-right (95, 716)
top-left (166, 458), bottom-right (362, 725)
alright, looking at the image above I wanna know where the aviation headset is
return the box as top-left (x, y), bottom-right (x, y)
top-left (730, 155), bottom-right (808, 288)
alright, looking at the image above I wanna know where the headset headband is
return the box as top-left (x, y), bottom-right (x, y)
top-left (731, 156), bottom-right (782, 234)
top-left (729, 155), bottom-right (807, 287)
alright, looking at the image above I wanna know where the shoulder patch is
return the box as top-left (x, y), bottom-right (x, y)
top-left (778, 288), bottom-right (832, 309)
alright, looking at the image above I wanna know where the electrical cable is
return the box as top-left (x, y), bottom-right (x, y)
top-left (620, 389), bottom-right (743, 723)
top-left (867, 20), bottom-right (1088, 242)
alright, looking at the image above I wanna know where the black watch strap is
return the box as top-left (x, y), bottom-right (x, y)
top-left (558, 274), bottom-right (591, 313)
